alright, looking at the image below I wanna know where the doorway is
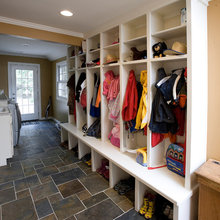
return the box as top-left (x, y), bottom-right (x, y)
top-left (8, 62), bottom-right (41, 121)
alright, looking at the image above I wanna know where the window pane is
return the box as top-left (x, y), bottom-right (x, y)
top-left (22, 70), bottom-right (28, 78)
top-left (16, 70), bottom-right (22, 78)
top-left (28, 71), bottom-right (33, 78)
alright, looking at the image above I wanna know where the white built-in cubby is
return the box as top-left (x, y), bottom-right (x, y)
top-left (62, 0), bottom-right (209, 219)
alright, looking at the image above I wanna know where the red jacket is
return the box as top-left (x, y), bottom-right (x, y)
top-left (122, 70), bottom-right (138, 121)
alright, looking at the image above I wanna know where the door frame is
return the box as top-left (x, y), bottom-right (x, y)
top-left (8, 62), bottom-right (41, 120)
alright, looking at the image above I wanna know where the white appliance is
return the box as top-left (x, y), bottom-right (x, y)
top-left (0, 93), bottom-right (13, 166)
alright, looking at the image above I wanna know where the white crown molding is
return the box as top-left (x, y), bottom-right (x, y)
top-left (0, 16), bottom-right (84, 38)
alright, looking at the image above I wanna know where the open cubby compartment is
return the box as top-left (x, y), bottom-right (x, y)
top-left (122, 35), bottom-right (147, 62)
top-left (148, 59), bottom-right (187, 169)
top-left (120, 62), bottom-right (148, 153)
top-left (151, 34), bottom-right (187, 59)
top-left (78, 140), bottom-right (91, 160)
top-left (61, 126), bottom-right (68, 143)
top-left (77, 54), bottom-right (86, 69)
top-left (102, 26), bottom-right (119, 47)
top-left (151, 0), bottom-right (186, 35)
top-left (75, 70), bottom-right (87, 131)
top-left (91, 149), bottom-right (108, 173)
top-left (101, 65), bottom-right (120, 142)
top-left (122, 15), bottom-right (147, 42)
top-left (68, 45), bottom-right (77, 58)
top-left (68, 133), bottom-right (78, 151)
top-left (87, 69), bottom-right (100, 128)
top-left (110, 162), bottom-right (135, 204)
top-left (102, 45), bottom-right (119, 65)
top-left (87, 34), bottom-right (100, 54)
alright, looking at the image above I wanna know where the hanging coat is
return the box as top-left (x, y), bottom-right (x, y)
top-left (135, 70), bottom-right (148, 129)
top-left (122, 70), bottom-right (138, 122)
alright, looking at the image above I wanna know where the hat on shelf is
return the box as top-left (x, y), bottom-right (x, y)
top-left (104, 54), bottom-right (118, 64)
top-left (163, 42), bottom-right (187, 56)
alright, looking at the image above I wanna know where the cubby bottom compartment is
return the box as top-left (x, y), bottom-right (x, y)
top-left (136, 180), bottom-right (174, 220)
top-left (92, 150), bottom-right (109, 181)
top-left (109, 162), bottom-right (135, 210)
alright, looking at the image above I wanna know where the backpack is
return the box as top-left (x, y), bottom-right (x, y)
top-left (166, 143), bottom-right (185, 177)
top-left (84, 118), bottom-right (101, 138)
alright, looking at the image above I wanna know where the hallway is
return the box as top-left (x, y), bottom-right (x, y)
top-left (0, 120), bottom-right (143, 220)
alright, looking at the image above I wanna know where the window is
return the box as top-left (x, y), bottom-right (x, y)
top-left (56, 61), bottom-right (68, 99)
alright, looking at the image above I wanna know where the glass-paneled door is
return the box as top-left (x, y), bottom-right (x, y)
top-left (8, 63), bottom-right (40, 121)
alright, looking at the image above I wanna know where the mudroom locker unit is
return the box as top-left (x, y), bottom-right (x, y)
top-left (60, 0), bottom-right (209, 219)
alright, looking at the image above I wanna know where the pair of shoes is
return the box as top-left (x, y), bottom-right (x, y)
top-left (60, 141), bottom-right (68, 149)
top-left (81, 153), bottom-right (91, 164)
top-left (85, 159), bottom-right (92, 167)
top-left (163, 204), bottom-right (173, 219)
top-left (144, 194), bottom-right (156, 219)
top-left (139, 193), bottom-right (155, 219)
top-left (96, 159), bottom-right (109, 180)
top-left (114, 177), bottom-right (135, 195)
top-left (139, 194), bottom-right (149, 215)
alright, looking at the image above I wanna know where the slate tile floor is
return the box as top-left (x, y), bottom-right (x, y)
top-left (0, 120), bottom-right (145, 220)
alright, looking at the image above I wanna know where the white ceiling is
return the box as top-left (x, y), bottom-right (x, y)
top-left (0, 0), bottom-right (152, 34)
top-left (0, 34), bottom-right (67, 61)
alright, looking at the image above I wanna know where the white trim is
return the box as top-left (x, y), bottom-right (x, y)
top-left (198, 0), bottom-right (211, 6)
top-left (0, 16), bottom-right (84, 38)
top-left (56, 60), bottom-right (68, 101)
top-left (8, 62), bottom-right (41, 120)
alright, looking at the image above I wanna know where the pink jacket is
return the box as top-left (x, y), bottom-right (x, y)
top-left (103, 70), bottom-right (114, 96)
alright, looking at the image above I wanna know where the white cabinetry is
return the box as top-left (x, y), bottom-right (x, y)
top-left (62, 0), bottom-right (209, 219)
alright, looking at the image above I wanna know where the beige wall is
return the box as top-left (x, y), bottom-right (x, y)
top-left (207, 0), bottom-right (220, 160)
top-left (51, 57), bottom-right (68, 123)
top-left (0, 55), bottom-right (52, 118)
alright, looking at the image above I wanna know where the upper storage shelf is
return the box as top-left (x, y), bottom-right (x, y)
top-left (151, 0), bottom-right (186, 35)
top-left (123, 15), bottom-right (147, 42)
top-left (102, 26), bottom-right (119, 47)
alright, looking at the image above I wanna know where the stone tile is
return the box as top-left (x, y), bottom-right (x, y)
top-left (23, 167), bottom-right (36, 177)
top-left (35, 198), bottom-right (53, 218)
top-left (76, 199), bottom-right (123, 220)
top-left (54, 161), bottom-right (66, 168)
top-left (77, 190), bottom-right (91, 201)
top-left (59, 151), bottom-right (79, 165)
top-left (0, 187), bottom-right (16, 205)
top-left (58, 163), bottom-right (77, 172)
top-left (58, 180), bottom-right (85, 198)
top-left (52, 195), bottom-right (84, 220)
top-left (26, 175), bottom-right (40, 187)
top-left (42, 156), bottom-right (62, 166)
top-left (82, 192), bottom-right (108, 208)
top-left (21, 158), bottom-right (41, 169)
top-left (65, 216), bottom-right (76, 220)
top-left (34, 163), bottom-right (44, 169)
top-left (79, 173), bottom-right (109, 195)
top-left (36, 165), bottom-right (59, 179)
top-left (0, 165), bottom-right (24, 184)
top-left (117, 199), bottom-right (133, 212)
top-left (41, 214), bottom-right (57, 220)
top-left (31, 181), bottom-right (58, 201)
top-left (14, 175), bottom-right (40, 192)
top-left (0, 181), bottom-right (13, 191)
top-left (48, 193), bottom-right (63, 204)
top-left (52, 168), bottom-right (86, 185)
top-left (104, 188), bottom-right (127, 204)
top-left (0, 206), bottom-right (2, 220)
top-left (16, 189), bottom-right (31, 200)
top-left (77, 162), bottom-right (90, 171)
top-left (2, 196), bottom-right (38, 220)
top-left (40, 176), bottom-right (52, 183)
top-left (83, 168), bottom-right (94, 176)
top-left (115, 208), bottom-right (146, 220)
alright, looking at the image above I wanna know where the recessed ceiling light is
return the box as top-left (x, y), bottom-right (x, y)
top-left (60, 10), bottom-right (73, 17)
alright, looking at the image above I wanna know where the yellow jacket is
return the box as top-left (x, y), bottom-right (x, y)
top-left (135, 70), bottom-right (147, 129)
